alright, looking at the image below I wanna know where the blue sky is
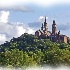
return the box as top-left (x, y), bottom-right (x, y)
top-left (9, 4), bottom-right (70, 23)
top-left (8, 4), bottom-right (70, 31)
top-left (0, 0), bottom-right (70, 44)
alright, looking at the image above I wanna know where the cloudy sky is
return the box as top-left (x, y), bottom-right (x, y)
top-left (0, 0), bottom-right (70, 44)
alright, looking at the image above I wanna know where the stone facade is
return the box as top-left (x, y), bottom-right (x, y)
top-left (35, 17), bottom-right (70, 43)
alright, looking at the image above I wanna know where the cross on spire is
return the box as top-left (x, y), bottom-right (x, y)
top-left (54, 14), bottom-right (55, 20)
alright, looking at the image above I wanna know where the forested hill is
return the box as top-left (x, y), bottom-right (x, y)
top-left (0, 33), bottom-right (70, 67)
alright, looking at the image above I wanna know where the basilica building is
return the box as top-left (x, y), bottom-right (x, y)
top-left (35, 17), bottom-right (70, 43)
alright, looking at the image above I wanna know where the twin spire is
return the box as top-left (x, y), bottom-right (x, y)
top-left (41, 16), bottom-right (60, 35)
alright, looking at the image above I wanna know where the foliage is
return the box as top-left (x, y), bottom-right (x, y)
top-left (0, 33), bottom-right (70, 67)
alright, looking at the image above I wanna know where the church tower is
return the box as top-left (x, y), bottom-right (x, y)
top-left (52, 19), bottom-right (57, 35)
top-left (44, 16), bottom-right (48, 32)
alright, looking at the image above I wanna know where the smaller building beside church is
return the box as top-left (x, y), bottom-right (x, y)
top-left (35, 17), bottom-right (70, 43)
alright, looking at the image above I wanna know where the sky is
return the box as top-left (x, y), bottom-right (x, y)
top-left (0, 0), bottom-right (70, 44)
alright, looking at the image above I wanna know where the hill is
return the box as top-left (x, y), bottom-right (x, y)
top-left (0, 33), bottom-right (70, 67)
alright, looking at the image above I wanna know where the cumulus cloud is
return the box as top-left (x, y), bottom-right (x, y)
top-left (37, 16), bottom-right (48, 22)
top-left (0, 34), bottom-right (7, 42)
top-left (16, 26), bottom-right (26, 37)
top-left (27, 28), bottom-right (35, 34)
top-left (0, 11), bottom-right (35, 44)
top-left (0, 11), bottom-right (9, 23)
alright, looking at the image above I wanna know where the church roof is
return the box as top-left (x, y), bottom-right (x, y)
top-left (47, 31), bottom-right (51, 34)
top-left (61, 35), bottom-right (67, 37)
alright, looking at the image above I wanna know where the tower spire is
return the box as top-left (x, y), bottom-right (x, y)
top-left (45, 16), bottom-right (46, 23)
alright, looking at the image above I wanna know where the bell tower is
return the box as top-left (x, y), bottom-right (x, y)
top-left (52, 19), bottom-right (57, 35)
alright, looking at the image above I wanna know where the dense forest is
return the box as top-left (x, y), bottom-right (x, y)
top-left (0, 33), bottom-right (70, 68)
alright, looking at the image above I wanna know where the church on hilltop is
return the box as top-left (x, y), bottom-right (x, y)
top-left (35, 17), bottom-right (70, 43)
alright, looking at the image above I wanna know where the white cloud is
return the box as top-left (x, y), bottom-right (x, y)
top-left (16, 26), bottom-right (26, 37)
top-left (37, 16), bottom-right (48, 22)
top-left (0, 34), bottom-right (7, 42)
top-left (0, 11), bottom-right (9, 23)
top-left (0, 0), bottom-right (33, 12)
top-left (27, 28), bottom-right (35, 34)
top-left (0, 0), bottom-right (70, 11)
top-left (0, 11), bottom-right (35, 44)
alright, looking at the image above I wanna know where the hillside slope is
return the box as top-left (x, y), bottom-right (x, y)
top-left (0, 33), bottom-right (70, 67)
